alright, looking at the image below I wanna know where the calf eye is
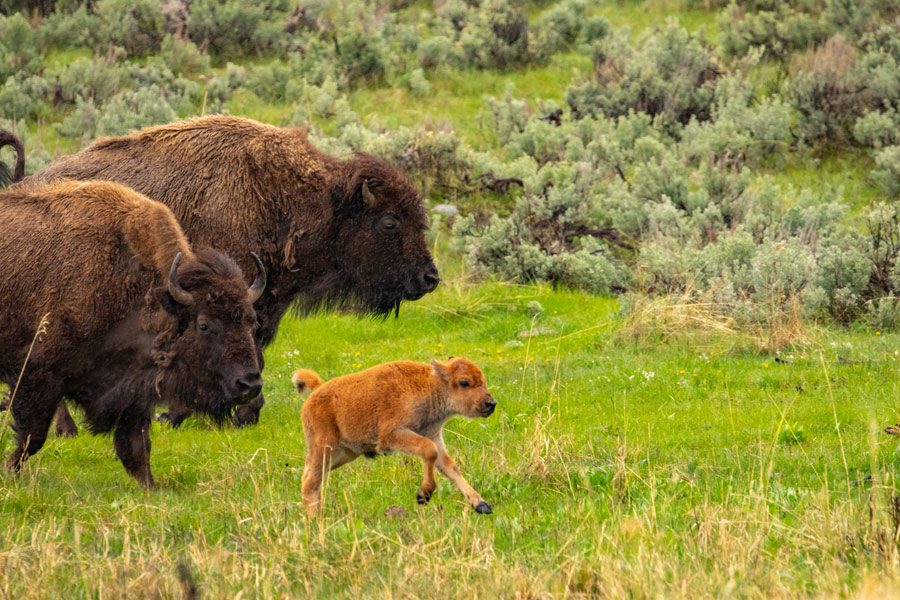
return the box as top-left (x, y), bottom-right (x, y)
top-left (459, 380), bottom-right (470, 388)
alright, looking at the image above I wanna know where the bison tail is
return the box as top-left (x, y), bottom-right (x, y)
top-left (0, 128), bottom-right (25, 187)
top-left (292, 368), bottom-right (324, 395)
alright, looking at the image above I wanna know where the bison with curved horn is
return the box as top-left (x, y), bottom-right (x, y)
top-left (0, 180), bottom-right (265, 488)
top-left (12, 115), bottom-right (439, 431)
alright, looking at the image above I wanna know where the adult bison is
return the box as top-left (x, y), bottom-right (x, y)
top-left (0, 180), bottom-right (265, 488)
top-left (18, 115), bottom-right (439, 431)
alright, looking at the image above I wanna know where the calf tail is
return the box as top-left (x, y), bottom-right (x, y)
top-left (0, 128), bottom-right (25, 187)
top-left (292, 368), bottom-right (324, 395)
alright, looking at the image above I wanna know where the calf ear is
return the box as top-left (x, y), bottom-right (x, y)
top-left (431, 359), bottom-right (450, 382)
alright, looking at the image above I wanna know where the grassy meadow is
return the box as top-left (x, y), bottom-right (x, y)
top-left (4, 249), bottom-right (900, 598)
top-left (4, 0), bottom-right (900, 597)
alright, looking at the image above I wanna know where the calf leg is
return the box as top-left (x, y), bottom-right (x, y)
top-left (113, 410), bottom-right (154, 489)
top-left (381, 429), bottom-right (439, 506)
top-left (434, 434), bottom-right (491, 514)
top-left (5, 377), bottom-right (60, 471)
top-left (54, 402), bottom-right (78, 438)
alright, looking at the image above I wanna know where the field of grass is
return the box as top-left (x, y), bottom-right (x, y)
top-left (3, 1), bottom-right (900, 598)
top-left (4, 246), bottom-right (900, 597)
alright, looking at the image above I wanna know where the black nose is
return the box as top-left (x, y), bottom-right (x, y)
top-left (483, 397), bottom-right (497, 415)
top-left (421, 264), bottom-right (440, 293)
top-left (235, 372), bottom-right (263, 401)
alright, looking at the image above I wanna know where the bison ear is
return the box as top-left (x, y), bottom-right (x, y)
top-left (431, 358), bottom-right (450, 382)
top-left (331, 175), bottom-right (380, 218)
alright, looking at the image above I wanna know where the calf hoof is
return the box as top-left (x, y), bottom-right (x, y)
top-left (416, 490), bottom-right (432, 505)
top-left (474, 501), bottom-right (492, 514)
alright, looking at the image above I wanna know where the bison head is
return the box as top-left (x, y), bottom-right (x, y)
top-left (151, 249), bottom-right (265, 416)
top-left (325, 153), bottom-right (439, 316)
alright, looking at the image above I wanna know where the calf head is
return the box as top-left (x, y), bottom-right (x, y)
top-left (431, 358), bottom-right (496, 418)
top-left (149, 249), bottom-right (265, 415)
top-left (328, 153), bottom-right (439, 316)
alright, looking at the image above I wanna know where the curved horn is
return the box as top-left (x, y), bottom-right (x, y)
top-left (167, 252), bottom-right (194, 306)
top-left (0, 129), bottom-right (25, 184)
top-left (247, 252), bottom-right (266, 303)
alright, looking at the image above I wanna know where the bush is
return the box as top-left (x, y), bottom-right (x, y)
top-left (0, 13), bottom-right (42, 78)
top-left (188, 0), bottom-right (291, 57)
top-left (565, 24), bottom-right (722, 134)
top-left (407, 68), bottom-right (431, 98)
top-left (54, 96), bottom-right (101, 142)
top-left (0, 74), bottom-right (51, 121)
top-left (96, 85), bottom-right (179, 137)
top-left (159, 34), bottom-right (211, 76)
top-left (717, 2), bottom-right (825, 63)
top-left (786, 36), bottom-right (864, 146)
top-left (872, 145), bottom-right (900, 200)
top-left (433, 0), bottom-right (555, 70)
top-left (50, 58), bottom-right (122, 105)
top-left (205, 62), bottom-right (246, 110)
top-left (247, 61), bottom-right (296, 103)
top-left (39, 6), bottom-right (97, 49)
top-left (95, 0), bottom-right (165, 55)
top-left (854, 109), bottom-right (900, 148)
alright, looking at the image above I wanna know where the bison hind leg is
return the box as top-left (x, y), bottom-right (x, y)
top-left (114, 409), bottom-right (155, 489)
top-left (54, 402), bottom-right (78, 438)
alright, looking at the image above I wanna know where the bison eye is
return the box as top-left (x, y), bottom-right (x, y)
top-left (379, 216), bottom-right (400, 233)
top-left (459, 380), bottom-right (470, 388)
top-left (198, 319), bottom-right (210, 332)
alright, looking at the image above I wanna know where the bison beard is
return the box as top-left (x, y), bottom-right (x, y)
top-left (16, 116), bottom-right (439, 430)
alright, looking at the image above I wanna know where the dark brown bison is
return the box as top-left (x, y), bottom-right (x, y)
top-left (0, 180), bottom-right (265, 488)
top-left (16, 115), bottom-right (438, 431)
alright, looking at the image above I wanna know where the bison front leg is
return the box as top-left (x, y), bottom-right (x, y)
top-left (5, 377), bottom-right (61, 471)
top-left (434, 434), bottom-right (491, 514)
top-left (114, 411), bottom-right (155, 489)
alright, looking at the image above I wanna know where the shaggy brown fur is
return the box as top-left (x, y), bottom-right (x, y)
top-left (0, 129), bottom-right (24, 187)
top-left (0, 180), bottom-right (264, 488)
top-left (17, 116), bottom-right (438, 429)
top-left (295, 358), bottom-right (497, 515)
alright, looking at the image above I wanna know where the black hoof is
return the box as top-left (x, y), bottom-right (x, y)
top-left (416, 491), bottom-right (431, 505)
top-left (474, 501), bottom-right (492, 514)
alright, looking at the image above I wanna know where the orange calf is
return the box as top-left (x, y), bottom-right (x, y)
top-left (292, 358), bottom-right (497, 515)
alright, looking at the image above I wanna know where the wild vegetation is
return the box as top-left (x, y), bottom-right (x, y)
top-left (3, 0), bottom-right (900, 597)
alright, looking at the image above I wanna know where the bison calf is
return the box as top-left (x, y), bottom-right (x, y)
top-left (293, 358), bottom-right (497, 515)
top-left (0, 181), bottom-right (265, 487)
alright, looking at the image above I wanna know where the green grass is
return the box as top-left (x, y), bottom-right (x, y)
top-left (4, 260), bottom-right (900, 597)
top-left (4, 1), bottom-right (900, 596)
